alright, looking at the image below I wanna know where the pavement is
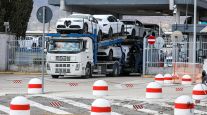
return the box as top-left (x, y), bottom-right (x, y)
top-left (0, 74), bottom-right (206, 115)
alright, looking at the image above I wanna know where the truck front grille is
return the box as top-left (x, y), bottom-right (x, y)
top-left (55, 68), bottom-right (70, 73)
top-left (55, 64), bottom-right (70, 67)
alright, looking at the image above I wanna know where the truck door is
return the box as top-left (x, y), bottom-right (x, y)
top-left (83, 40), bottom-right (93, 62)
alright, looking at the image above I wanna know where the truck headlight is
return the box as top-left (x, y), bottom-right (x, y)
top-left (50, 56), bottom-right (56, 61)
top-left (75, 64), bottom-right (80, 71)
top-left (70, 56), bottom-right (76, 61)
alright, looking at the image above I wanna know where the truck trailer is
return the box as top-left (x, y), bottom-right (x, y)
top-left (46, 33), bottom-right (143, 78)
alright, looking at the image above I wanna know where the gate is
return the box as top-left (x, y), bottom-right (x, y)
top-left (143, 34), bottom-right (206, 78)
top-left (7, 37), bottom-right (45, 72)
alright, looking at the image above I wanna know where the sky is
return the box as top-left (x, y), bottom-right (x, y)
top-left (27, 0), bottom-right (61, 32)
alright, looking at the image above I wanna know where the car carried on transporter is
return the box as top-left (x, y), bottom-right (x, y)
top-left (93, 15), bottom-right (125, 39)
top-left (121, 19), bottom-right (145, 38)
top-left (56, 14), bottom-right (102, 37)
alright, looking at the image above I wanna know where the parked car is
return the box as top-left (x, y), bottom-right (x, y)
top-left (121, 19), bottom-right (145, 38)
top-left (97, 45), bottom-right (125, 61)
top-left (18, 36), bottom-right (39, 49)
top-left (56, 14), bottom-right (102, 37)
top-left (143, 23), bottom-right (163, 37)
top-left (93, 15), bottom-right (124, 38)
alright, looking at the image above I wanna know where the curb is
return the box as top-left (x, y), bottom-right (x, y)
top-left (143, 75), bottom-right (154, 78)
top-left (0, 72), bottom-right (43, 75)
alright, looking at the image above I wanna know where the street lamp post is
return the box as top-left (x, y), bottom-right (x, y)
top-left (193, 0), bottom-right (197, 79)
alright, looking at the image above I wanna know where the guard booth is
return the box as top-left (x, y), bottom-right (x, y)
top-left (143, 24), bottom-right (207, 80)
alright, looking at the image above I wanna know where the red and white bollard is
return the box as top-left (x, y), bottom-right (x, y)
top-left (174, 95), bottom-right (194, 115)
top-left (164, 74), bottom-right (173, 84)
top-left (28, 78), bottom-right (42, 94)
top-left (10, 96), bottom-right (30, 115)
top-left (182, 75), bottom-right (192, 85)
top-left (154, 74), bottom-right (164, 85)
top-left (192, 84), bottom-right (207, 100)
top-left (91, 98), bottom-right (111, 115)
top-left (146, 82), bottom-right (162, 99)
top-left (93, 80), bottom-right (108, 97)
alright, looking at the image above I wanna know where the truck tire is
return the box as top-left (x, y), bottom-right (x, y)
top-left (108, 62), bottom-right (119, 77)
top-left (81, 23), bottom-right (88, 34)
top-left (82, 63), bottom-right (92, 79)
top-left (97, 30), bottom-right (102, 42)
top-left (52, 75), bottom-right (59, 79)
top-left (131, 29), bottom-right (136, 38)
top-left (108, 28), bottom-right (113, 38)
top-left (120, 25), bottom-right (125, 36)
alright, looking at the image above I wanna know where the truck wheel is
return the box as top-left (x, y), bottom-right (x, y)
top-left (108, 28), bottom-right (113, 38)
top-left (131, 29), bottom-right (136, 38)
top-left (97, 30), bottom-right (102, 42)
top-left (82, 64), bottom-right (92, 79)
top-left (81, 24), bottom-right (88, 34)
top-left (120, 25), bottom-right (125, 36)
top-left (52, 75), bottom-right (59, 79)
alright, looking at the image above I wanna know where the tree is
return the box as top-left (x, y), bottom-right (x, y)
top-left (0, 0), bottom-right (33, 38)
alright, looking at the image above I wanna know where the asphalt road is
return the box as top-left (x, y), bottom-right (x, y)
top-left (0, 74), bottom-right (206, 115)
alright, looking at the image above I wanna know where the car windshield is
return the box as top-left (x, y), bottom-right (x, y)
top-left (69, 15), bottom-right (89, 19)
top-left (122, 21), bottom-right (135, 25)
top-left (95, 18), bottom-right (103, 21)
top-left (48, 41), bottom-right (82, 53)
top-left (144, 24), bottom-right (159, 31)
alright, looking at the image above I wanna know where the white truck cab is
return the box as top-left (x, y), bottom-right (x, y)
top-left (46, 36), bottom-right (93, 78)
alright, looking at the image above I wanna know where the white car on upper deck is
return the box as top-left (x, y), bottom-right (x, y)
top-left (93, 15), bottom-right (124, 38)
top-left (121, 19), bottom-right (145, 38)
top-left (56, 14), bottom-right (102, 36)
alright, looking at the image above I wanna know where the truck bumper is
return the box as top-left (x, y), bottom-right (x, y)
top-left (46, 62), bottom-right (85, 76)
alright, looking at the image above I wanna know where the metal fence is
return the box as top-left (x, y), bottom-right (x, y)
top-left (143, 35), bottom-right (207, 77)
top-left (7, 38), bottom-right (44, 72)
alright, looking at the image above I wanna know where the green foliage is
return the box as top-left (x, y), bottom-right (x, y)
top-left (0, 0), bottom-right (33, 37)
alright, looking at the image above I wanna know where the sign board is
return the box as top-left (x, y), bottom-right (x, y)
top-left (154, 37), bottom-right (164, 49)
top-left (200, 26), bottom-right (207, 33)
top-left (36, 6), bottom-right (53, 23)
top-left (171, 31), bottom-right (183, 42)
top-left (147, 35), bottom-right (156, 45)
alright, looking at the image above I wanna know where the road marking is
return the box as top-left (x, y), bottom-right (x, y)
top-left (29, 100), bottom-right (71, 115)
top-left (40, 95), bottom-right (122, 115)
top-left (156, 102), bottom-right (207, 114)
top-left (0, 104), bottom-right (10, 114)
top-left (194, 110), bottom-right (207, 114)
top-left (112, 102), bottom-right (170, 115)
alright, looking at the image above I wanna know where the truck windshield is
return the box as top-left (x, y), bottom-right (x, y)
top-left (48, 41), bottom-right (82, 53)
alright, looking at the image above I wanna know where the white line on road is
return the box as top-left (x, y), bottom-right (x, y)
top-left (41, 95), bottom-right (122, 115)
top-left (29, 100), bottom-right (71, 115)
top-left (0, 104), bottom-right (9, 114)
top-left (112, 102), bottom-right (170, 115)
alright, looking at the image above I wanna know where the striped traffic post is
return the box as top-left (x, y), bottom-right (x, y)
top-left (28, 78), bottom-right (42, 94)
top-left (10, 96), bottom-right (30, 115)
